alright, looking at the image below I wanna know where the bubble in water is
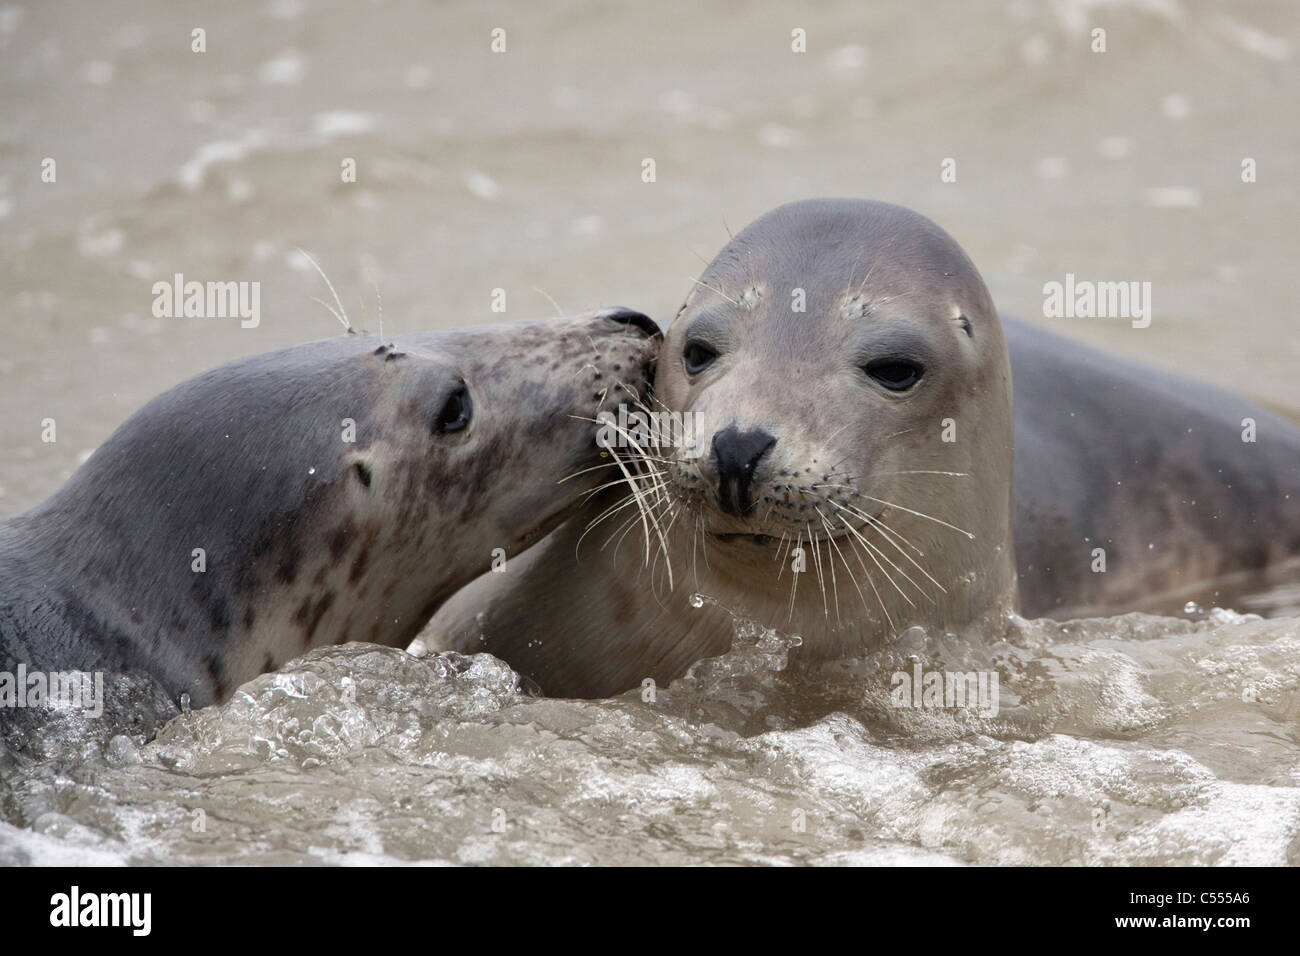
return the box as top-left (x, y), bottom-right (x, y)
top-left (179, 692), bottom-right (191, 714)
top-left (1183, 601), bottom-right (1201, 615)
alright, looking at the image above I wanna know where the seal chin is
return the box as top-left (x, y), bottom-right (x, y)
top-left (509, 500), bottom-right (578, 551)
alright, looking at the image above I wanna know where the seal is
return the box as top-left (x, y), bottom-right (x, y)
top-left (0, 308), bottom-right (661, 708)
top-left (430, 199), bottom-right (1300, 698)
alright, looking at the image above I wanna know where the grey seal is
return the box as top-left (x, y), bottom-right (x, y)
top-left (0, 308), bottom-right (660, 708)
top-left (430, 199), bottom-right (1300, 698)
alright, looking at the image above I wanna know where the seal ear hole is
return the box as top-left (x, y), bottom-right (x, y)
top-left (353, 461), bottom-right (373, 489)
top-left (957, 315), bottom-right (973, 339)
top-left (433, 383), bottom-right (472, 435)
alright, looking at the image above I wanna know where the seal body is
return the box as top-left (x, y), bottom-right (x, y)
top-left (431, 199), bottom-right (1300, 698)
top-left (0, 309), bottom-right (659, 707)
top-left (1006, 318), bottom-right (1300, 617)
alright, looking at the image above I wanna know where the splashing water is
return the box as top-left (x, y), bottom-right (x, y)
top-left (3, 602), bottom-right (1299, 866)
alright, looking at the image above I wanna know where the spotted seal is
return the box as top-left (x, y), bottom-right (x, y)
top-left (0, 308), bottom-right (660, 707)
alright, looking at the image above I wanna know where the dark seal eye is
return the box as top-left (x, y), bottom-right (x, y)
top-left (683, 341), bottom-right (718, 375)
top-left (433, 383), bottom-right (472, 434)
top-left (864, 360), bottom-right (923, 391)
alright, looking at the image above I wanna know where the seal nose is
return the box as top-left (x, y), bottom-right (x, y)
top-left (597, 307), bottom-right (662, 340)
top-left (711, 426), bottom-right (776, 517)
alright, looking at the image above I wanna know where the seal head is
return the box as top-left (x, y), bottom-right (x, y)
top-left (656, 198), bottom-right (1017, 654)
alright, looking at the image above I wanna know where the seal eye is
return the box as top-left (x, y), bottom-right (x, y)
top-left (864, 360), bottom-right (922, 391)
top-left (434, 384), bottom-right (472, 434)
top-left (683, 341), bottom-right (718, 375)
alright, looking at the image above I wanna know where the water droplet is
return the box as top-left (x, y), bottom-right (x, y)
top-left (179, 692), bottom-right (191, 714)
top-left (1183, 601), bottom-right (1201, 615)
top-left (307, 467), bottom-right (316, 475)
top-left (689, 593), bottom-right (704, 608)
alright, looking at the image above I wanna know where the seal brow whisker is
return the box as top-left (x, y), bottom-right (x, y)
top-left (309, 296), bottom-right (350, 332)
top-left (689, 276), bottom-right (739, 306)
top-left (298, 248), bottom-right (351, 332)
top-left (532, 285), bottom-right (565, 316)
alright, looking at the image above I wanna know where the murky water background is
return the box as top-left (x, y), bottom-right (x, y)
top-left (2, 0), bottom-right (1299, 864)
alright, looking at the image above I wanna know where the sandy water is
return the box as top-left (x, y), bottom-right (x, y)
top-left (2, 0), bottom-right (1299, 864)
top-left (2, 606), bottom-right (1299, 865)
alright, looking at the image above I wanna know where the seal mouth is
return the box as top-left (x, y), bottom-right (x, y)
top-left (512, 498), bottom-right (585, 550)
top-left (710, 532), bottom-right (779, 546)
top-left (706, 510), bottom-right (881, 547)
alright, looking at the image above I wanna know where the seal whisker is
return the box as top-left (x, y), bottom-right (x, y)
top-left (532, 286), bottom-right (565, 316)
top-left (591, 428), bottom-right (675, 587)
top-left (815, 508), bottom-right (846, 624)
top-left (786, 531), bottom-right (803, 621)
top-left (689, 276), bottom-right (739, 306)
top-left (818, 514), bottom-right (873, 623)
top-left (840, 489), bottom-right (975, 540)
top-left (871, 470), bottom-right (969, 478)
top-left (608, 494), bottom-right (670, 565)
top-left (559, 458), bottom-right (651, 486)
top-left (309, 295), bottom-right (350, 332)
top-left (577, 472), bottom-right (665, 510)
top-left (584, 494), bottom-right (646, 551)
top-left (298, 248), bottom-right (351, 332)
top-left (837, 516), bottom-right (897, 631)
top-left (835, 501), bottom-right (948, 596)
top-left (830, 505), bottom-right (925, 606)
top-left (805, 520), bottom-right (829, 621)
top-left (823, 509), bottom-right (877, 625)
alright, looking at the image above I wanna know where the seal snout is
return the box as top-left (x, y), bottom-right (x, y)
top-left (711, 425), bottom-right (776, 517)
top-left (596, 307), bottom-right (662, 340)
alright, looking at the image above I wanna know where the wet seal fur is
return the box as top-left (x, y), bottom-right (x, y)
top-left (431, 199), bottom-right (1300, 698)
top-left (0, 309), bottom-right (660, 708)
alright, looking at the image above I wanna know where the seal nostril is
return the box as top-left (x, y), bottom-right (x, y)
top-left (711, 426), bottom-right (777, 517)
top-left (597, 307), bottom-right (662, 340)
